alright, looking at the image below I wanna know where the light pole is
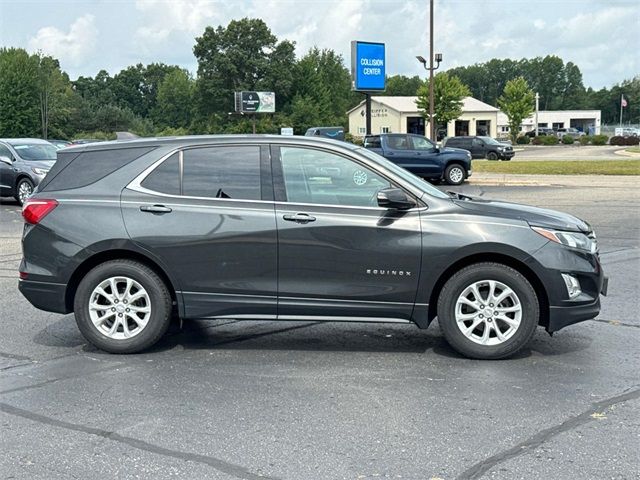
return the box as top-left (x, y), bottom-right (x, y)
top-left (535, 92), bottom-right (539, 137)
top-left (416, 52), bottom-right (442, 140)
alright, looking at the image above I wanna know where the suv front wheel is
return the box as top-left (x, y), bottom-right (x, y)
top-left (444, 164), bottom-right (466, 185)
top-left (74, 260), bottom-right (172, 353)
top-left (437, 262), bottom-right (539, 359)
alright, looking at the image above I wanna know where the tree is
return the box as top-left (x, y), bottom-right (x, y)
top-left (152, 69), bottom-right (195, 129)
top-left (193, 18), bottom-right (296, 118)
top-left (498, 77), bottom-right (535, 142)
top-left (417, 72), bottom-right (471, 131)
top-left (385, 75), bottom-right (424, 96)
top-left (0, 48), bottom-right (40, 137)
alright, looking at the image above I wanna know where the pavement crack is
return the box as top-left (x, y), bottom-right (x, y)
top-left (0, 402), bottom-right (279, 480)
top-left (456, 386), bottom-right (640, 480)
top-left (592, 318), bottom-right (640, 329)
top-left (0, 351), bottom-right (33, 361)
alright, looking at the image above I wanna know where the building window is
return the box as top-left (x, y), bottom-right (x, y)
top-left (380, 126), bottom-right (390, 133)
top-left (500, 126), bottom-right (510, 132)
top-left (552, 122), bottom-right (564, 130)
top-left (358, 127), bottom-right (366, 135)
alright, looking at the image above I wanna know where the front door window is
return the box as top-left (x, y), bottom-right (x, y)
top-left (279, 147), bottom-right (390, 207)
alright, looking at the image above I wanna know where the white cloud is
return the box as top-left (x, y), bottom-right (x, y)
top-left (133, 0), bottom-right (224, 52)
top-left (28, 14), bottom-right (97, 66)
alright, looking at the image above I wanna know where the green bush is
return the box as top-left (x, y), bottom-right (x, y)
top-left (579, 135), bottom-right (591, 145)
top-left (515, 135), bottom-right (530, 145)
top-left (532, 135), bottom-right (559, 145)
top-left (591, 134), bottom-right (608, 145)
top-left (562, 135), bottom-right (575, 144)
top-left (72, 131), bottom-right (117, 141)
top-left (344, 133), bottom-right (363, 146)
top-left (609, 135), bottom-right (639, 146)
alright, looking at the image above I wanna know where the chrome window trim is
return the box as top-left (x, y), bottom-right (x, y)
top-left (127, 142), bottom-right (428, 212)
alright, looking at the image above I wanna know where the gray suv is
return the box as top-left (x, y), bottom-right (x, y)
top-left (18, 136), bottom-right (607, 359)
top-left (0, 138), bottom-right (57, 204)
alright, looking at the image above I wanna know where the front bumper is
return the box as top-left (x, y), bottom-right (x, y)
top-left (548, 296), bottom-right (601, 332)
top-left (526, 241), bottom-right (607, 333)
top-left (500, 151), bottom-right (515, 160)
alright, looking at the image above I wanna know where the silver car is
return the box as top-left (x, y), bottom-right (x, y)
top-left (0, 138), bottom-right (57, 205)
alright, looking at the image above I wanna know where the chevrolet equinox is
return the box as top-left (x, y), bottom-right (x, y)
top-left (18, 136), bottom-right (607, 359)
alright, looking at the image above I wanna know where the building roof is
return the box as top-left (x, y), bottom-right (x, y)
top-left (347, 96), bottom-right (499, 115)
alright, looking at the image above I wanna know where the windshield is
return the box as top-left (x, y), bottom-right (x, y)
top-left (479, 136), bottom-right (502, 145)
top-left (10, 142), bottom-right (57, 161)
top-left (356, 147), bottom-right (450, 199)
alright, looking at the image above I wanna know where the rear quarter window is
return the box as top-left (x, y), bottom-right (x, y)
top-left (40, 146), bottom-right (156, 192)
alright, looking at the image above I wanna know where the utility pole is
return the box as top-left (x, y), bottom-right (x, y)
top-left (429, 0), bottom-right (435, 140)
top-left (535, 92), bottom-right (539, 137)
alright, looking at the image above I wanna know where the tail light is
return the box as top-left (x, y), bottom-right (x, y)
top-left (22, 199), bottom-right (58, 225)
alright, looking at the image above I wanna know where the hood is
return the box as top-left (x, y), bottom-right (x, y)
top-left (441, 146), bottom-right (470, 155)
top-left (452, 195), bottom-right (590, 232)
top-left (25, 159), bottom-right (56, 170)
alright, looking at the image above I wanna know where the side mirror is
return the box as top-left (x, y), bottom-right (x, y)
top-left (377, 187), bottom-right (416, 210)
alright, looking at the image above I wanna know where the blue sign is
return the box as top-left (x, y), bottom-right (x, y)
top-left (351, 41), bottom-right (386, 91)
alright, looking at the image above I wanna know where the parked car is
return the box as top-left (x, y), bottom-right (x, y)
top-left (48, 139), bottom-right (72, 150)
top-left (525, 127), bottom-right (555, 138)
top-left (70, 138), bottom-right (107, 145)
top-left (364, 133), bottom-right (472, 185)
top-left (444, 136), bottom-right (514, 160)
top-left (304, 127), bottom-right (344, 141)
top-left (0, 138), bottom-right (57, 204)
top-left (19, 135), bottom-right (607, 359)
top-left (556, 128), bottom-right (585, 140)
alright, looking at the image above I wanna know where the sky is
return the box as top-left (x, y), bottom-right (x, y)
top-left (0, 0), bottom-right (638, 89)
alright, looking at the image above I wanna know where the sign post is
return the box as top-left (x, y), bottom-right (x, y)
top-left (351, 41), bottom-right (386, 136)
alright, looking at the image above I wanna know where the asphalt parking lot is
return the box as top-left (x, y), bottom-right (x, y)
top-left (515, 144), bottom-right (630, 161)
top-left (1, 178), bottom-right (639, 480)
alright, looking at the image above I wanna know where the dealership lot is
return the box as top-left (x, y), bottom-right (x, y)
top-left (0, 178), bottom-right (638, 479)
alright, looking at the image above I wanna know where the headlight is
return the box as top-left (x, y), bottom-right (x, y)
top-left (32, 167), bottom-right (49, 176)
top-left (531, 226), bottom-right (597, 253)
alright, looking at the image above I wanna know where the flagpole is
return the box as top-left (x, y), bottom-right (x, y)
top-left (619, 94), bottom-right (623, 128)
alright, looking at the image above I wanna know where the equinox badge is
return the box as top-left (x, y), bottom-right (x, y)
top-left (366, 269), bottom-right (411, 276)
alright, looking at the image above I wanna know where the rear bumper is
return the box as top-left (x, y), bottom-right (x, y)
top-left (18, 279), bottom-right (70, 314)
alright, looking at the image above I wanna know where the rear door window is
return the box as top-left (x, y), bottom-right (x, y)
top-left (182, 146), bottom-right (261, 200)
top-left (386, 135), bottom-right (410, 150)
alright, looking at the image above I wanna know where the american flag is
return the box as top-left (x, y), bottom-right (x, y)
top-left (621, 95), bottom-right (627, 108)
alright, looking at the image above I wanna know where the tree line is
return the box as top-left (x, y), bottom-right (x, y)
top-left (0, 17), bottom-right (637, 140)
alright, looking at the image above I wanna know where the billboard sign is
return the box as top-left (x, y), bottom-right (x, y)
top-left (235, 91), bottom-right (276, 113)
top-left (351, 41), bottom-right (386, 91)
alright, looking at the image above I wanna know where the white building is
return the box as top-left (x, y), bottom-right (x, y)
top-left (347, 96), bottom-right (499, 139)
top-left (497, 110), bottom-right (601, 137)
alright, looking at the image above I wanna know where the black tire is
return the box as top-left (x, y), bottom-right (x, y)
top-left (444, 163), bottom-right (466, 185)
top-left (437, 262), bottom-right (539, 359)
top-left (15, 177), bottom-right (34, 205)
top-left (74, 260), bottom-right (172, 353)
top-left (486, 151), bottom-right (499, 161)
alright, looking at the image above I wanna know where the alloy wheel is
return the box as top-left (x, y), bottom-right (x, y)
top-left (454, 279), bottom-right (522, 345)
top-left (88, 276), bottom-right (151, 340)
top-left (18, 181), bottom-right (33, 204)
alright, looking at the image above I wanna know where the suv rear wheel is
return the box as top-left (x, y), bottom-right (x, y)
top-left (444, 164), bottom-right (465, 185)
top-left (486, 151), bottom-right (499, 160)
top-left (74, 260), bottom-right (172, 353)
top-left (437, 262), bottom-right (539, 359)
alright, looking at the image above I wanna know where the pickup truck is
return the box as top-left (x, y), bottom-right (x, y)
top-left (363, 133), bottom-right (472, 185)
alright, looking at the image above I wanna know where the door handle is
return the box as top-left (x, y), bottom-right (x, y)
top-left (140, 204), bottom-right (172, 214)
top-left (283, 213), bottom-right (316, 223)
